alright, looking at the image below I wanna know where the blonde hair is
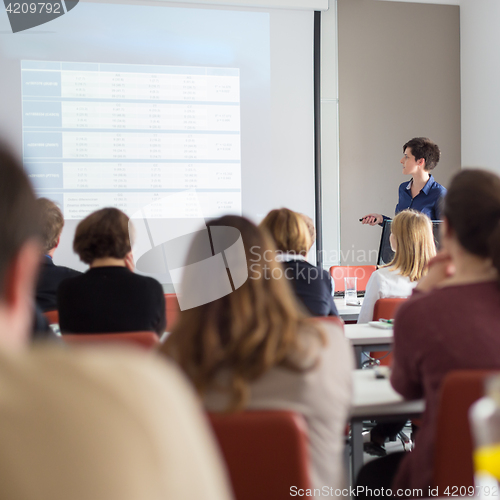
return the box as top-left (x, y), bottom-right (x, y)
top-left (260, 208), bottom-right (311, 256)
top-left (385, 209), bottom-right (436, 281)
top-left (300, 213), bottom-right (316, 251)
top-left (160, 215), bottom-right (326, 412)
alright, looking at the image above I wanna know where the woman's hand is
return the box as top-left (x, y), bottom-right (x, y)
top-left (415, 251), bottom-right (455, 293)
top-left (360, 213), bottom-right (383, 226)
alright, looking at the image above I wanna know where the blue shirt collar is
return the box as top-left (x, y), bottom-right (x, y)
top-left (405, 174), bottom-right (435, 196)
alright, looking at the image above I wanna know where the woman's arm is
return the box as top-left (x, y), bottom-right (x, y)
top-left (357, 271), bottom-right (381, 323)
top-left (360, 214), bottom-right (384, 226)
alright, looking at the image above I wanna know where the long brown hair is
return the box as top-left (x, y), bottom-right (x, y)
top-left (443, 169), bottom-right (500, 285)
top-left (160, 215), bottom-right (326, 411)
top-left (384, 209), bottom-right (436, 282)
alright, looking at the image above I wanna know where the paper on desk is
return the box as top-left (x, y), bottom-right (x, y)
top-left (368, 321), bottom-right (393, 330)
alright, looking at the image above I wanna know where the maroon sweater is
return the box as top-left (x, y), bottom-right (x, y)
top-left (391, 281), bottom-right (500, 492)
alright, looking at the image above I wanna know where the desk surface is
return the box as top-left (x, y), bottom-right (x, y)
top-left (351, 369), bottom-right (424, 419)
top-left (334, 298), bottom-right (362, 321)
top-left (344, 323), bottom-right (393, 346)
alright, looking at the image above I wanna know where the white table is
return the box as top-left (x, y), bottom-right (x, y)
top-left (350, 369), bottom-right (425, 484)
top-left (344, 323), bottom-right (393, 368)
top-left (334, 298), bottom-right (363, 322)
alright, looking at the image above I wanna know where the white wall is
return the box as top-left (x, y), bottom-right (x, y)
top-left (460, 0), bottom-right (500, 174)
top-left (162, 0), bottom-right (328, 9)
top-left (376, 0), bottom-right (459, 4)
top-left (337, 0), bottom-right (461, 265)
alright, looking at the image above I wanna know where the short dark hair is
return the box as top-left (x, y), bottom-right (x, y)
top-left (403, 137), bottom-right (441, 171)
top-left (37, 198), bottom-right (64, 253)
top-left (73, 208), bottom-right (132, 265)
top-left (443, 169), bottom-right (500, 270)
top-left (0, 144), bottom-right (40, 298)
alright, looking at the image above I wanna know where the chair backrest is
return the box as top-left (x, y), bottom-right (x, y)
top-left (329, 265), bottom-right (377, 292)
top-left (43, 310), bottom-right (59, 325)
top-left (208, 410), bottom-right (311, 500)
top-left (62, 331), bottom-right (160, 350)
top-left (433, 370), bottom-right (499, 490)
top-left (165, 294), bottom-right (180, 332)
top-left (372, 298), bottom-right (406, 321)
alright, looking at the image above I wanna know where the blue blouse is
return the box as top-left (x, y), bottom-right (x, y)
top-left (383, 175), bottom-right (447, 222)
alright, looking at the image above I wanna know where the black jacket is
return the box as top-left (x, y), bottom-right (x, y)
top-left (281, 259), bottom-right (338, 317)
top-left (57, 266), bottom-right (166, 336)
top-left (36, 255), bottom-right (81, 312)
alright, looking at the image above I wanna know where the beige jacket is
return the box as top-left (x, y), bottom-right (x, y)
top-left (0, 345), bottom-right (233, 500)
top-left (204, 321), bottom-right (354, 490)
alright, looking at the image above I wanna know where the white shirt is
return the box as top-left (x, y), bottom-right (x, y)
top-left (357, 266), bottom-right (417, 323)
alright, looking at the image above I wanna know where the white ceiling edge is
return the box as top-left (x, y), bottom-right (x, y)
top-left (374, 0), bottom-right (459, 4)
top-left (377, 0), bottom-right (460, 5)
top-left (155, 0), bottom-right (329, 10)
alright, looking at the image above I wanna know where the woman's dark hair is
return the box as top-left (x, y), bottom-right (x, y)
top-left (73, 207), bottom-right (132, 264)
top-left (403, 137), bottom-right (440, 171)
top-left (443, 169), bottom-right (500, 281)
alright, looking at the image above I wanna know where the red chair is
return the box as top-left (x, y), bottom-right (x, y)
top-left (43, 310), bottom-right (59, 325)
top-left (329, 265), bottom-right (377, 293)
top-left (370, 298), bottom-right (406, 366)
top-left (433, 370), bottom-right (499, 491)
top-left (164, 294), bottom-right (180, 332)
top-left (373, 298), bottom-right (406, 322)
top-left (208, 411), bottom-right (311, 500)
top-left (62, 331), bottom-right (160, 350)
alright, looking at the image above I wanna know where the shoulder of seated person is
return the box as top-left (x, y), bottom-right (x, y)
top-left (7, 345), bottom-right (186, 399)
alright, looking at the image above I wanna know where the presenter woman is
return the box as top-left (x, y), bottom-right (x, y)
top-left (361, 137), bottom-right (446, 225)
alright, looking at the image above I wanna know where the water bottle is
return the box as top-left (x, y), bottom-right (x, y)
top-left (469, 375), bottom-right (500, 498)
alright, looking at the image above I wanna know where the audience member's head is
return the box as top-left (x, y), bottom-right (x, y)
top-left (403, 137), bottom-right (441, 171)
top-left (0, 144), bottom-right (41, 349)
top-left (73, 207), bottom-right (132, 265)
top-left (161, 215), bottom-right (325, 411)
top-left (387, 209), bottom-right (436, 282)
top-left (37, 198), bottom-right (64, 255)
top-left (260, 208), bottom-right (311, 256)
top-left (442, 169), bottom-right (500, 280)
top-left (300, 213), bottom-right (316, 252)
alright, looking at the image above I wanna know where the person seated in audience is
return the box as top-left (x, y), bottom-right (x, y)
top-left (58, 207), bottom-right (166, 336)
top-left (35, 197), bottom-right (81, 312)
top-left (260, 208), bottom-right (338, 316)
top-left (0, 143), bottom-right (232, 500)
top-left (160, 215), bottom-right (353, 490)
top-left (357, 209), bottom-right (436, 323)
top-left (356, 169), bottom-right (500, 498)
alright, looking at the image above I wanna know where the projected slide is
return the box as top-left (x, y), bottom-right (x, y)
top-left (22, 60), bottom-right (241, 219)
